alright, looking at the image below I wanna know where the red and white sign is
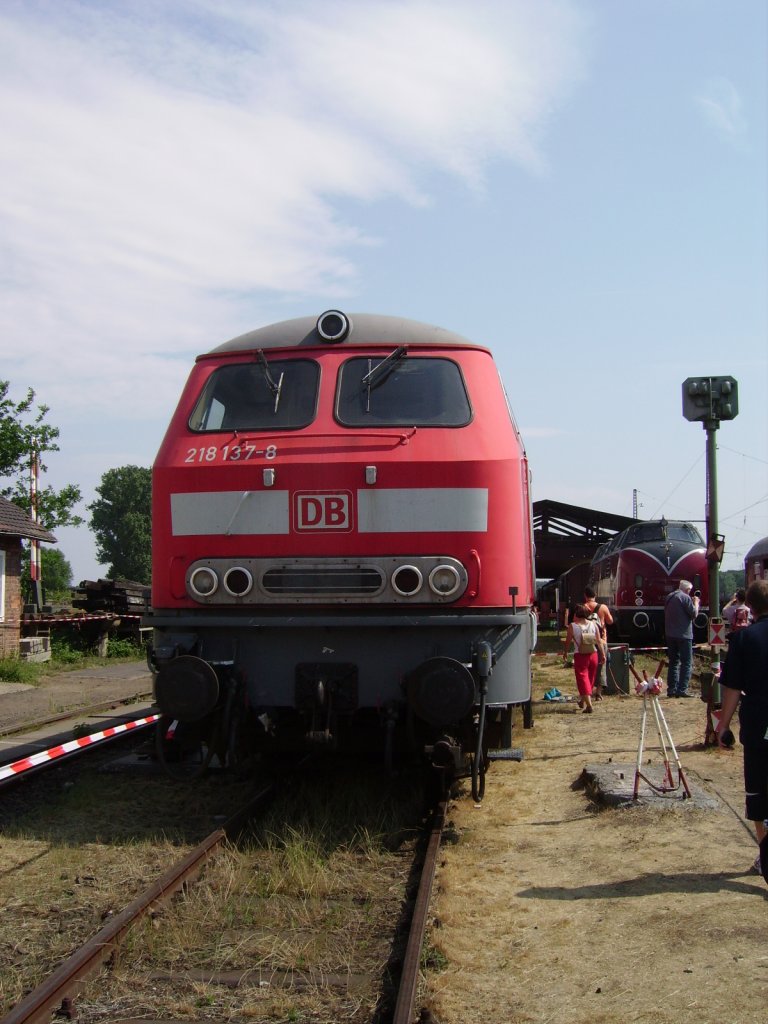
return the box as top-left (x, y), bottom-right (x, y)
top-left (294, 491), bottom-right (352, 532)
top-left (709, 618), bottom-right (726, 646)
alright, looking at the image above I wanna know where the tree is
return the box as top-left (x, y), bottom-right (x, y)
top-left (0, 380), bottom-right (83, 529)
top-left (21, 547), bottom-right (74, 601)
top-left (719, 568), bottom-right (745, 604)
top-left (88, 466), bottom-right (152, 583)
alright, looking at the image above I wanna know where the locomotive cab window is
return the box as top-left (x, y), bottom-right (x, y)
top-left (668, 524), bottom-right (704, 544)
top-left (189, 358), bottom-right (320, 432)
top-left (335, 356), bottom-right (471, 427)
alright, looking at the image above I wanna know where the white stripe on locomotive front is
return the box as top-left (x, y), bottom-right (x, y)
top-left (356, 488), bottom-right (487, 532)
top-left (172, 491), bottom-right (290, 535)
top-left (170, 488), bottom-right (489, 536)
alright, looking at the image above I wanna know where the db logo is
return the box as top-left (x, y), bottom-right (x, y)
top-left (294, 491), bottom-right (352, 532)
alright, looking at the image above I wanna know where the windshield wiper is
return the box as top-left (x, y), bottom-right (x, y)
top-left (361, 346), bottom-right (407, 411)
top-left (256, 349), bottom-right (284, 414)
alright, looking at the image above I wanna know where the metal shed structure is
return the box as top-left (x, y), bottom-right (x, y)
top-left (532, 499), bottom-right (637, 581)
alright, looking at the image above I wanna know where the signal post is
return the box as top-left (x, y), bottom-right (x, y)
top-left (682, 375), bottom-right (738, 744)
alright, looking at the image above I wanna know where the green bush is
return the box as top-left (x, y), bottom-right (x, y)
top-left (106, 636), bottom-right (144, 659)
top-left (51, 635), bottom-right (90, 665)
top-left (0, 657), bottom-right (41, 685)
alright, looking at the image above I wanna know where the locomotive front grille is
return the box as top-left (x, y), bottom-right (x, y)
top-left (262, 566), bottom-right (384, 595)
top-left (185, 555), bottom-right (468, 605)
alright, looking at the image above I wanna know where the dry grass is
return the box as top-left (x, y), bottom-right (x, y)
top-left (425, 646), bottom-right (768, 1024)
top-left (2, 760), bottom-right (427, 1023)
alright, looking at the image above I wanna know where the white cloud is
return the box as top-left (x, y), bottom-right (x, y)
top-left (695, 76), bottom-right (747, 140)
top-left (0, 0), bottom-right (585, 419)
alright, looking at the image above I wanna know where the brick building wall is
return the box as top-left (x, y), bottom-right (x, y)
top-left (0, 537), bottom-right (23, 658)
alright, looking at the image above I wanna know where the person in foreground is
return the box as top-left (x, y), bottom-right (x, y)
top-left (583, 586), bottom-right (613, 701)
top-left (664, 579), bottom-right (700, 697)
top-left (565, 604), bottom-right (600, 714)
top-left (715, 579), bottom-right (768, 876)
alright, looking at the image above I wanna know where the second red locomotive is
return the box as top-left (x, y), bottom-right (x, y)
top-left (146, 311), bottom-right (535, 795)
top-left (590, 518), bottom-right (709, 645)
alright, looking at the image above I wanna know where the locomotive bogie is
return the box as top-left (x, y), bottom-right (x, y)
top-left (151, 614), bottom-right (533, 719)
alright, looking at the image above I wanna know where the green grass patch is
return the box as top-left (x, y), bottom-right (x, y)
top-left (0, 657), bottom-right (43, 686)
top-left (534, 627), bottom-right (566, 654)
top-left (105, 636), bottom-right (145, 659)
top-left (0, 634), bottom-right (146, 686)
top-left (48, 633), bottom-right (145, 668)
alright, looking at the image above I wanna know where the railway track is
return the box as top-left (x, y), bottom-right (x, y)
top-left (1, 784), bottom-right (277, 1024)
top-left (0, 709), bottom-right (159, 791)
top-left (0, 693), bottom-right (154, 742)
top-left (1, 758), bottom-right (449, 1024)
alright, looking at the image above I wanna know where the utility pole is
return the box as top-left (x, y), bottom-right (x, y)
top-left (682, 376), bottom-right (738, 743)
top-left (29, 451), bottom-right (43, 611)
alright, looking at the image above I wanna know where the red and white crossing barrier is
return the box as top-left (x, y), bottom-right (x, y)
top-left (0, 713), bottom-right (160, 782)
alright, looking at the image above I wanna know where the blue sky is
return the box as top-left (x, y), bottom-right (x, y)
top-left (0, 0), bottom-right (765, 580)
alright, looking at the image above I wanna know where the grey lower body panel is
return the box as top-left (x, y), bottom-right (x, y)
top-left (147, 610), bottom-right (533, 709)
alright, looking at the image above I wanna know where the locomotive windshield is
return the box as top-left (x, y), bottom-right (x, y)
top-left (622, 522), bottom-right (703, 546)
top-left (189, 359), bottom-right (319, 431)
top-left (336, 356), bottom-right (471, 426)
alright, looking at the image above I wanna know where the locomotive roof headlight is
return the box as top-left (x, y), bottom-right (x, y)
top-left (189, 566), bottom-right (219, 598)
top-left (224, 566), bottom-right (253, 597)
top-left (391, 564), bottom-right (423, 597)
top-left (317, 309), bottom-right (351, 342)
top-left (429, 564), bottom-right (461, 597)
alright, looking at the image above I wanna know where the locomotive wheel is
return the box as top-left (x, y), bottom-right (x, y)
top-left (154, 715), bottom-right (215, 781)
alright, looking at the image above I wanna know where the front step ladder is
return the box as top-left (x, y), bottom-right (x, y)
top-left (487, 748), bottom-right (524, 762)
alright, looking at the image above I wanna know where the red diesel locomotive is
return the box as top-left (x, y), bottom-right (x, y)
top-left (590, 518), bottom-right (709, 645)
top-left (146, 311), bottom-right (535, 796)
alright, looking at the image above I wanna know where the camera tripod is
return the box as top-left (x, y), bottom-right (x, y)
top-left (631, 660), bottom-right (692, 801)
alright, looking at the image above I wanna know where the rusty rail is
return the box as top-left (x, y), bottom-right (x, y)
top-left (392, 797), bottom-right (447, 1024)
top-left (0, 784), bottom-right (275, 1024)
top-left (0, 694), bottom-right (154, 740)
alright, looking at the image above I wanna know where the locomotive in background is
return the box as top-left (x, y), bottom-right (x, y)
top-left (590, 518), bottom-right (709, 644)
top-left (145, 311), bottom-right (535, 796)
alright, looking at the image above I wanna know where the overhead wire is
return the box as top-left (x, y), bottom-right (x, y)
top-left (720, 494), bottom-right (768, 524)
top-left (647, 452), bottom-right (705, 520)
top-left (718, 445), bottom-right (768, 466)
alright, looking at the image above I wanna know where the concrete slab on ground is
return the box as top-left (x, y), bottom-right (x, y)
top-left (582, 761), bottom-right (720, 810)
